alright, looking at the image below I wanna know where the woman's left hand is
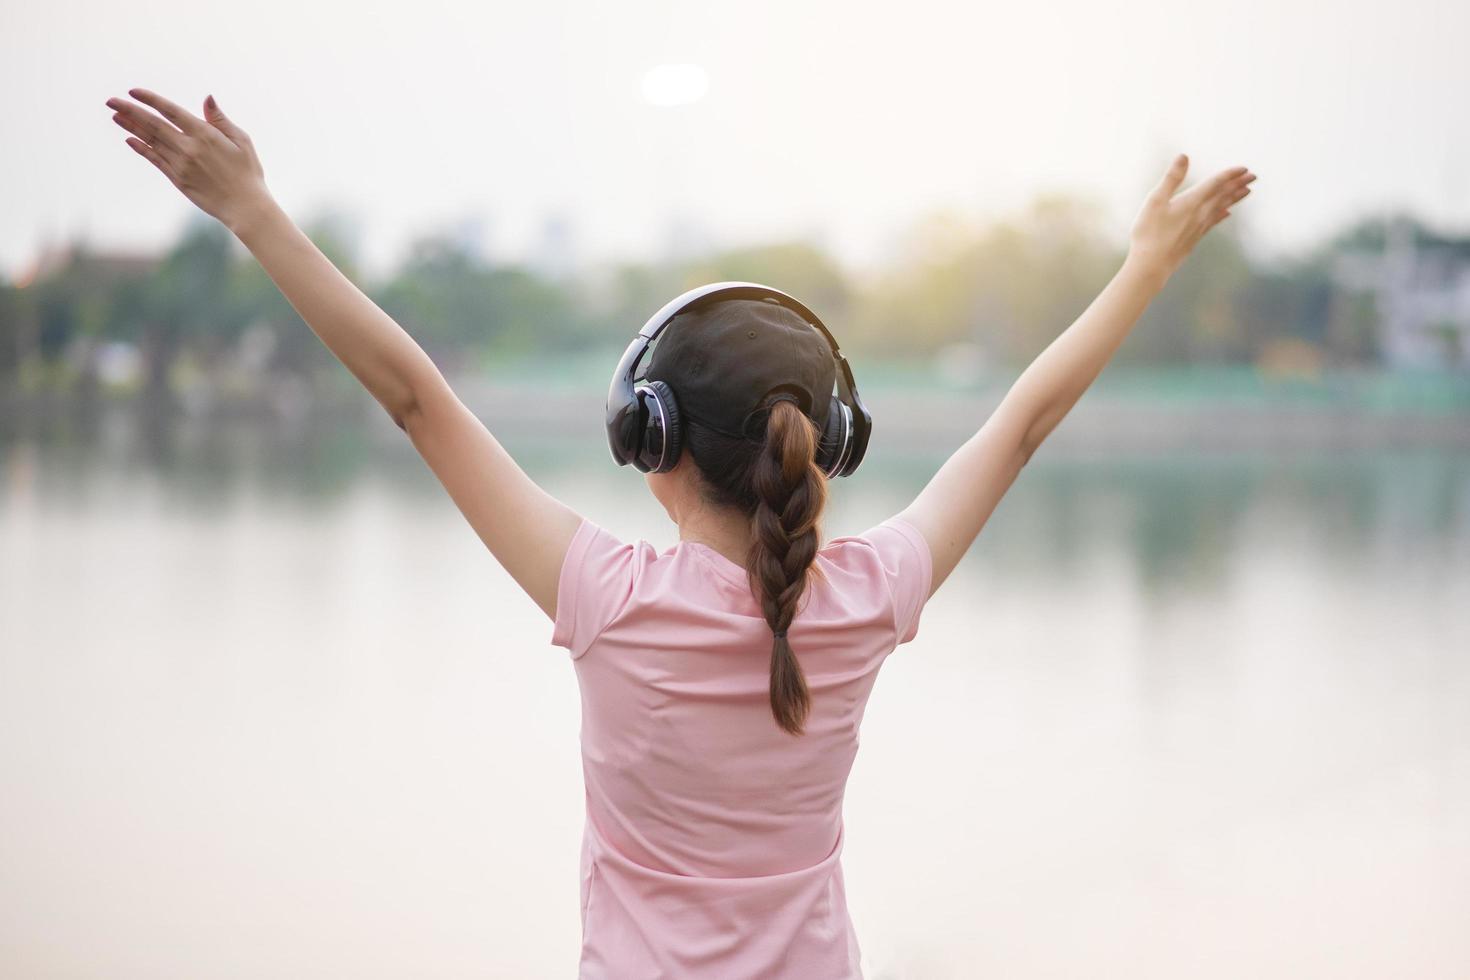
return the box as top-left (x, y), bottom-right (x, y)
top-left (105, 88), bottom-right (275, 235)
top-left (1127, 154), bottom-right (1256, 279)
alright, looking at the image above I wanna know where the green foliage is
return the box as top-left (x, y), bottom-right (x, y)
top-left (684, 242), bottom-right (853, 327)
top-left (5, 198), bottom-right (1463, 400)
top-left (375, 235), bottom-right (585, 368)
top-left (851, 196), bottom-right (1122, 364)
top-left (1125, 229), bottom-right (1254, 365)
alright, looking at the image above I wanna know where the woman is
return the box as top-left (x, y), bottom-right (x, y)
top-left (104, 88), bottom-right (1255, 977)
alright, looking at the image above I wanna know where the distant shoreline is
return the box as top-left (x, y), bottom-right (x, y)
top-left (4, 375), bottom-right (1466, 457)
top-left (457, 362), bottom-right (1470, 453)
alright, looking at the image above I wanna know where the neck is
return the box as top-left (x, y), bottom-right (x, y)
top-left (675, 502), bottom-right (752, 568)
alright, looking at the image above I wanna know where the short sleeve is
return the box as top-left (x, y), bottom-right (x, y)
top-left (861, 516), bottom-right (934, 645)
top-left (550, 517), bottom-right (638, 660)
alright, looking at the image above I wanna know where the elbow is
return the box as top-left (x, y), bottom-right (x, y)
top-left (388, 371), bottom-right (448, 432)
top-left (1017, 406), bottom-right (1061, 464)
top-left (1016, 439), bottom-right (1039, 469)
top-left (1016, 423), bottom-right (1044, 466)
top-left (388, 396), bottom-right (419, 432)
top-left (992, 395), bottom-right (1048, 469)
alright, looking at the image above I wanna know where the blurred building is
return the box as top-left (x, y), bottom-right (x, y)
top-left (1333, 217), bottom-right (1470, 370)
top-left (14, 239), bottom-right (159, 289)
top-left (6, 240), bottom-right (161, 390)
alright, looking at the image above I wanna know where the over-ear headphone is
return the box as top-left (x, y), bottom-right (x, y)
top-left (605, 282), bottom-right (872, 478)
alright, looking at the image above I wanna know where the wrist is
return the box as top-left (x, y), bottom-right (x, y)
top-left (1120, 249), bottom-right (1176, 289)
top-left (226, 192), bottom-right (286, 243)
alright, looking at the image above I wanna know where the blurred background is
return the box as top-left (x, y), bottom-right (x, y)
top-left (2, 0), bottom-right (1468, 977)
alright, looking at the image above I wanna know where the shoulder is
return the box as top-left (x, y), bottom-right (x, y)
top-left (817, 516), bottom-right (933, 644)
top-left (552, 518), bottom-right (666, 657)
top-left (563, 517), bottom-right (661, 571)
top-left (820, 517), bottom-right (931, 575)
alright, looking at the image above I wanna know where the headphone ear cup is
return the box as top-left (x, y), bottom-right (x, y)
top-left (816, 395), bottom-right (848, 478)
top-left (639, 380), bottom-right (683, 473)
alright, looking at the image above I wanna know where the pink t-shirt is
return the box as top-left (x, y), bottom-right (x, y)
top-left (551, 513), bottom-right (933, 978)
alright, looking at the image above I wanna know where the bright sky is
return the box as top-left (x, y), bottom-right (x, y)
top-left (6, 0), bottom-right (1468, 280)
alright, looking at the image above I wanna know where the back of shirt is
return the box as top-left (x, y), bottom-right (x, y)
top-left (551, 514), bottom-right (932, 979)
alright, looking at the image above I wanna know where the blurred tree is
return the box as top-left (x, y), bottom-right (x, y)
top-left (0, 278), bottom-right (37, 390)
top-left (585, 261), bottom-right (690, 348)
top-left (684, 242), bottom-right (853, 329)
top-left (851, 195), bottom-right (1119, 366)
top-left (374, 234), bottom-right (580, 372)
top-left (236, 211), bottom-right (363, 384)
top-left (24, 242), bottom-right (157, 400)
top-left (1325, 210), bottom-right (1470, 259)
top-left (129, 217), bottom-right (240, 405)
top-left (8, 195), bottom-right (1456, 409)
top-left (983, 195), bottom-right (1121, 365)
top-left (1123, 227), bottom-right (1254, 365)
top-left (1237, 256), bottom-right (1351, 367)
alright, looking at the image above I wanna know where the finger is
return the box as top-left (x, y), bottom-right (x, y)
top-left (111, 123), bottom-right (186, 181)
top-left (1210, 176), bottom-right (1254, 210)
top-left (128, 87), bottom-right (208, 136)
top-left (1215, 172), bottom-right (1257, 201)
top-left (203, 93), bottom-right (251, 147)
top-left (1189, 165), bottom-right (1251, 206)
top-left (1151, 153), bottom-right (1189, 201)
top-left (107, 99), bottom-right (187, 155)
top-left (1225, 184), bottom-right (1253, 206)
top-left (110, 113), bottom-right (184, 172)
top-left (124, 136), bottom-right (178, 182)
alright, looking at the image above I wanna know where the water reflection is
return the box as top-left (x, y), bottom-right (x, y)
top-left (1, 407), bottom-right (1466, 979)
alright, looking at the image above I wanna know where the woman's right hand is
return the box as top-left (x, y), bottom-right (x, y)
top-left (1127, 154), bottom-right (1257, 278)
top-left (106, 88), bottom-right (276, 237)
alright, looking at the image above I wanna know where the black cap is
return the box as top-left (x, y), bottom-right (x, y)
top-left (644, 298), bottom-right (836, 440)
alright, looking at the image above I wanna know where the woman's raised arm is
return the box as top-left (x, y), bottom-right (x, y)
top-left (104, 88), bottom-right (584, 621)
top-left (893, 154), bottom-right (1257, 597)
top-left (108, 88), bottom-right (433, 425)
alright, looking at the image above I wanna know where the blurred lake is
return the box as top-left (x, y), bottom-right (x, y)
top-left (1, 393), bottom-right (1467, 979)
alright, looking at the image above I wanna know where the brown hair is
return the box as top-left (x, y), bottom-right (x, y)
top-left (683, 399), bottom-right (829, 736)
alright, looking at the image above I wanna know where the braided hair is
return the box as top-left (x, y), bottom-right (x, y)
top-left (683, 398), bottom-right (829, 736)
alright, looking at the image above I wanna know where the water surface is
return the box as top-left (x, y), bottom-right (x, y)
top-left (2, 410), bottom-right (1467, 978)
